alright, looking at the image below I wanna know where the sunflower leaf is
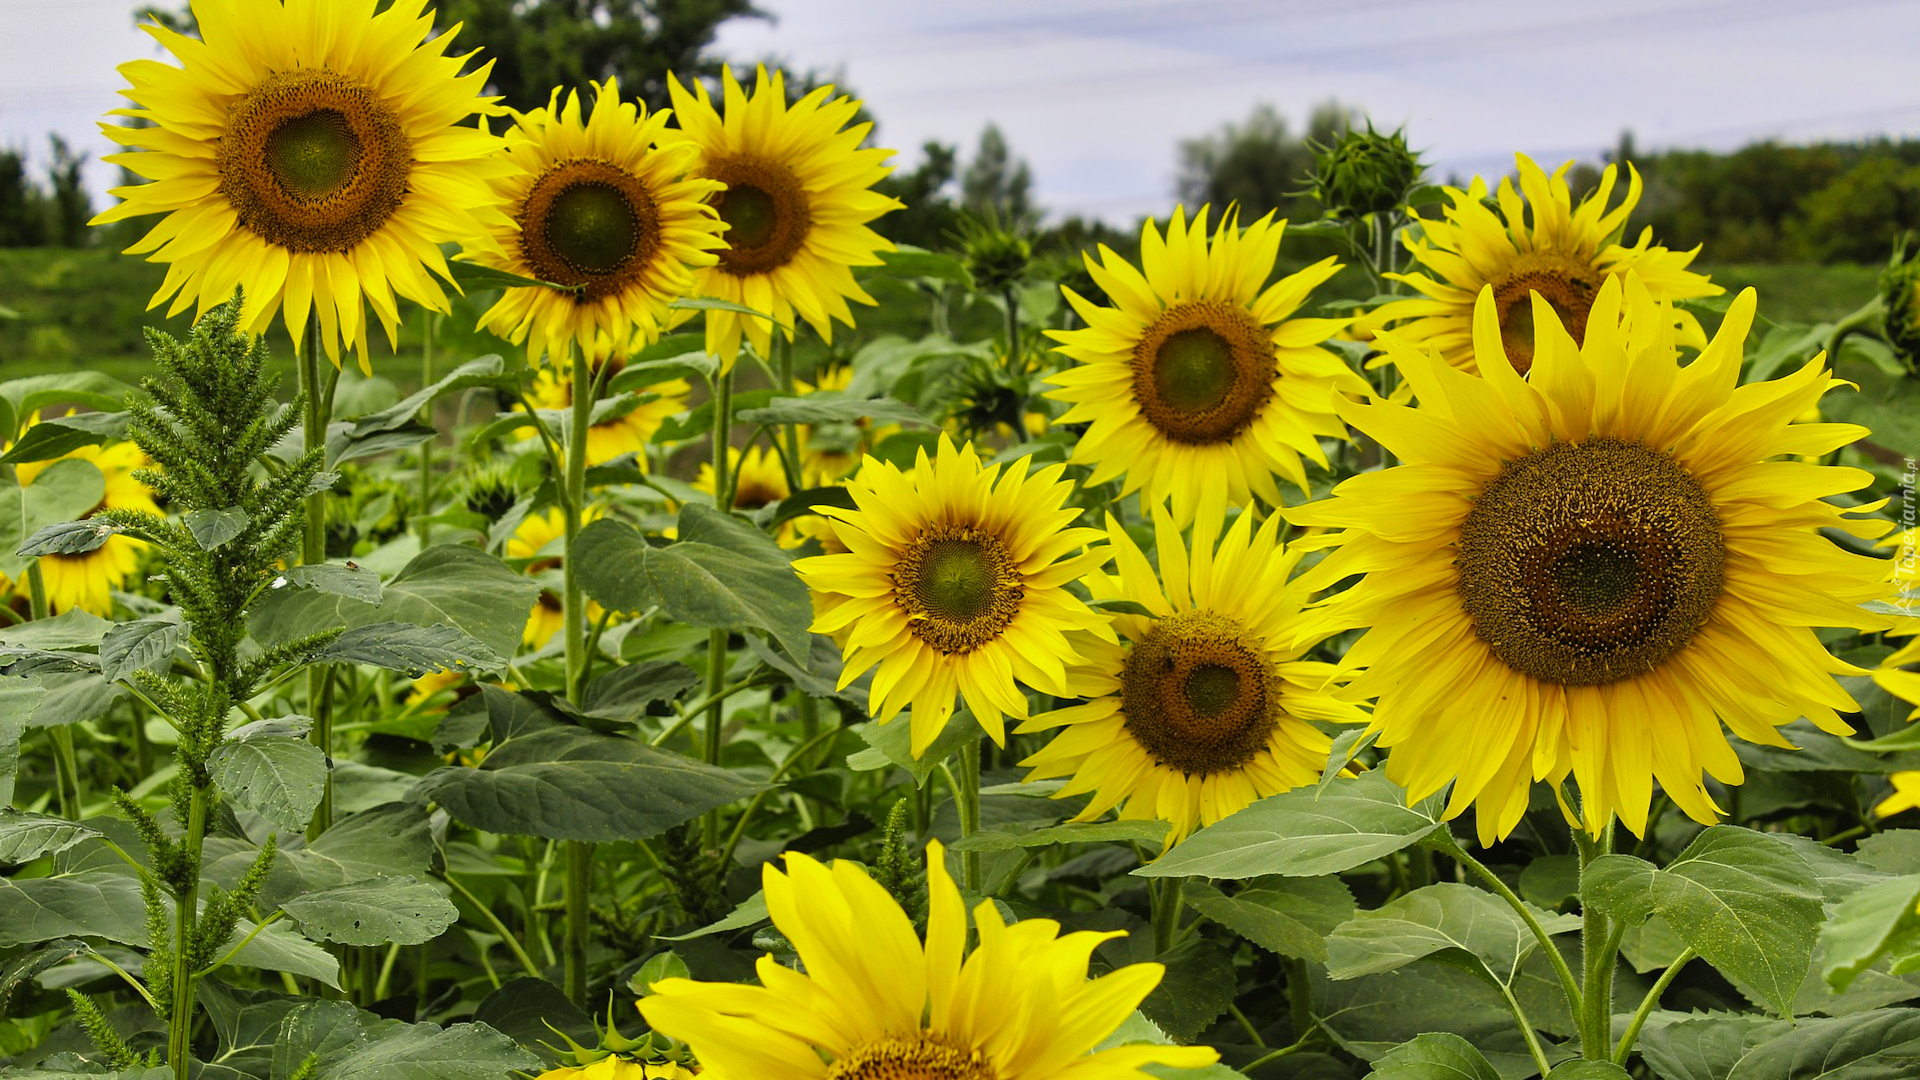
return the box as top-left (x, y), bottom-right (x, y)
top-left (1363, 1032), bottom-right (1503, 1080)
top-left (279, 875), bottom-right (458, 947)
top-left (670, 295), bottom-right (776, 321)
top-left (447, 261), bottom-right (580, 294)
top-left (1326, 882), bottom-right (1580, 984)
top-left (1185, 877), bottom-right (1356, 962)
top-left (1819, 875), bottom-right (1920, 993)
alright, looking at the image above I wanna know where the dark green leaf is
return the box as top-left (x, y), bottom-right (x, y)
top-left (0, 674), bottom-right (48, 804)
top-left (1136, 770), bottom-right (1441, 880)
top-left (737, 392), bottom-right (930, 427)
top-left (1363, 1032), bottom-right (1502, 1080)
top-left (0, 871), bottom-right (147, 946)
top-left (1139, 937), bottom-right (1234, 1043)
top-left (272, 563), bottom-right (383, 606)
top-left (1544, 1062), bottom-right (1632, 1079)
top-left (0, 413), bottom-right (127, 464)
top-left (312, 621), bottom-right (504, 675)
top-left (184, 506), bottom-right (249, 549)
top-left (209, 734), bottom-right (328, 833)
top-left (226, 917), bottom-right (341, 988)
top-left (448, 260), bottom-right (579, 294)
top-left (352, 356), bottom-right (514, 436)
top-left (0, 938), bottom-right (87, 1013)
top-left (0, 811), bottom-right (101, 864)
top-left (270, 1001), bottom-right (367, 1080)
top-left (413, 726), bottom-right (768, 842)
top-left (865, 245), bottom-right (972, 285)
top-left (580, 660), bottom-right (700, 723)
top-left (17, 518), bottom-right (118, 556)
top-left (1821, 876), bottom-right (1920, 992)
top-left (847, 710), bottom-right (983, 785)
top-left (1184, 877), bottom-right (1356, 962)
top-left (280, 875), bottom-right (458, 946)
top-left (472, 979), bottom-right (596, 1066)
top-left (316, 1020), bottom-right (540, 1080)
top-left (98, 617), bottom-right (184, 684)
top-left (1327, 882), bottom-right (1579, 984)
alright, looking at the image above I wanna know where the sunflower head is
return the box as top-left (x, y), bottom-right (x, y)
top-left (93, 0), bottom-right (513, 368)
top-left (475, 79), bottom-right (726, 366)
top-left (953, 210), bottom-right (1034, 294)
top-left (665, 66), bottom-right (903, 371)
top-left (794, 435), bottom-right (1115, 755)
top-left (1291, 272), bottom-right (1895, 843)
top-left (1047, 204), bottom-right (1366, 527)
top-left (1307, 121), bottom-right (1424, 219)
top-left (1366, 154), bottom-right (1722, 377)
top-left (638, 841), bottom-right (1217, 1080)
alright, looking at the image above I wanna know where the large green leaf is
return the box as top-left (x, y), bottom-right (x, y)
top-left (0, 810), bottom-right (101, 864)
top-left (1184, 877), bottom-right (1356, 962)
top-left (1819, 875), bottom-right (1920, 992)
top-left (1135, 770), bottom-right (1442, 880)
top-left (0, 411), bottom-right (126, 465)
top-left (1544, 1063), bottom-right (1631, 1079)
top-left (351, 356), bottom-right (514, 436)
top-left (252, 544), bottom-right (538, 662)
top-left (0, 458), bottom-right (106, 578)
top-left (315, 1020), bottom-right (539, 1080)
top-left (1637, 1008), bottom-right (1920, 1080)
top-left (98, 616), bottom-right (185, 684)
top-left (1314, 962), bottom-right (1541, 1076)
top-left (225, 917), bottom-right (342, 988)
top-left (1327, 883), bottom-right (1579, 984)
top-left (847, 709), bottom-right (983, 785)
top-left (413, 726), bottom-right (768, 842)
top-left (280, 876), bottom-right (458, 946)
top-left (0, 673), bottom-right (48, 804)
top-left (1138, 937), bottom-right (1234, 1043)
top-left (270, 1001), bottom-right (367, 1080)
top-left (737, 392), bottom-right (930, 427)
top-left (0, 871), bottom-right (147, 946)
top-left (573, 504), bottom-right (812, 661)
top-left (1363, 1033), bottom-right (1502, 1080)
top-left (209, 730), bottom-right (329, 833)
top-left (312, 621), bottom-right (504, 676)
top-left (1584, 827), bottom-right (1823, 1017)
top-left (951, 819), bottom-right (1169, 853)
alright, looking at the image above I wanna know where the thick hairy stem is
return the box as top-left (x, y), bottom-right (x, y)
top-left (167, 785), bottom-right (207, 1080)
top-left (300, 317), bottom-right (337, 838)
top-left (1578, 822), bottom-right (1620, 1059)
top-left (952, 747), bottom-right (982, 894)
top-left (560, 342), bottom-right (594, 1006)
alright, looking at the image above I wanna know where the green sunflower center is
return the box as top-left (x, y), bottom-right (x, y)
top-left (519, 159), bottom-right (662, 300)
top-left (1120, 610), bottom-right (1278, 775)
top-left (826, 1033), bottom-right (994, 1080)
top-left (708, 155), bottom-right (812, 276)
top-left (1491, 254), bottom-right (1604, 375)
top-left (1131, 300), bottom-right (1277, 445)
top-left (892, 525), bottom-right (1023, 656)
top-left (217, 69), bottom-right (412, 254)
top-left (1457, 437), bottom-right (1726, 686)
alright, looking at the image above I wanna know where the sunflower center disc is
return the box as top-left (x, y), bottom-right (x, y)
top-left (1457, 437), bottom-right (1726, 686)
top-left (519, 159), bottom-right (662, 300)
top-left (892, 525), bottom-right (1023, 655)
top-left (546, 183), bottom-right (638, 275)
top-left (1131, 300), bottom-right (1277, 445)
top-left (1120, 610), bottom-right (1277, 775)
top-left (1491, 254), bottom-right (1604, 374)
top-left (708, 155), bottom-right (812, 276)
top-left (218, 70), bottom-right (412, 253)
top-left (826, 1033), bottom-right (995, 1080)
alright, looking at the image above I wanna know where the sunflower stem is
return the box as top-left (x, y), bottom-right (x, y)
top-left (26, 563), bottom-right (80, 818)
top-left (1429, 831), bottom-right (1583, 1023)
top-left (1577, 820), bottom-right (1619, 1060)
top-left (700, 365), bottom-right (737, 850)
top-left (561, 341), bottom-right (595, 1007)
top-left (953, 745), bottom-right (983, 895)
top-left (1151, 876), bottom-right (1186, 955)
top-left (1001, 285), bottom-right (1021, 375)
top-left (774, 333), bottom-right (804, 492)
top-left (1613, 946), bottom-right (1695, 1064)
top-left (416, 309), bottom-right (437, 546)
top-left (299, 316), bottom-right (337, 838)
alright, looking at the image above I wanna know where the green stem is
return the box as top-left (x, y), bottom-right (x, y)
top-left (299, 317), bottom-right (336, 838)
top-left (167, 784), bottom-right (207, 1080)
top-left (1433, 833), bottom-right (1583, 1022)
top-left (1578, 822), bottom-right (1619, 1060)
top-left (774, 333), bottom-right (804, 492)
top-left (700, 629), bottom-right (728, 848)
top-left (416, 310), bottom-right (437, 546)
top-left (699, 367), bottom-right (736, 850)
top-left (196, 911), bottom-right (283, 978)
top-left (1152, 876), bottom-right (1186, 954)
top-left (1284, 956), bottom-right (1313, 1046)
top-left (1823, 293), bottom-right (1886, 366)
top-left (1002, 285), bottom-right (1021, 374)
top-left (717, 723), bottom-right (845, 869)
top-left (560, 342), bottom-right (595, 1007)
top-left (1613, 946), bottom-right (1696, 1065)
top-left (25, 563), bottom-right (79, 818)
top-left (1495, 973), bottom-right (1555, 1079)
top-left (952, 747), bottom-right (982, 895)
top-left (1242, 1036), bottom-right (1315, 1074)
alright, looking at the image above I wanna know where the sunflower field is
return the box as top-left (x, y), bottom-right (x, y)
top-left (3, 2), bottom-right (1920, 1079)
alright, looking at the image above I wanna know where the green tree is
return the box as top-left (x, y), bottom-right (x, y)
top-left (1790, 156), bottom-right (1920, 263)
top-left (46, 135), bottom-right (92, 248)
top-left (1176, 101), bottom-right (1353, 222)
top-left (876, 141), bottom-right (961, 251)
top-left (961, 124), bottom-right (1034, 222)
top-left (0, 147), bottom-right (49, 248)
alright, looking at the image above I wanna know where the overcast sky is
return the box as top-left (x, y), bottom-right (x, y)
top-left (6, 0), bottom-right (1919, 225)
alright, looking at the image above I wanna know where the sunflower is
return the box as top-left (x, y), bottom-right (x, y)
top-left (16, 441), bottom-right (161, 616)
top-left (665, 66), bottom-right (903, 371)
top-left (507, 505), bottom-right (603, 649)
top-left (1046, 205), bottom-right (1367, 528)
top-left (92, 0), bottom-right (511, 368)
top-left (1288, 275), bottom-right (1895, 843)
top-left (1019, 499), bottom-right (1365, 846)
top-left (638, 841), bottom-right (1216, 1080)
top-left (475, 79), bottom-right (727, 365)
top-left (695, 444), bottom-right (790, 512)
top-left (523, 349), bottom-right (689, 468)
top-left (795, 436), bottom-right (1114, 755)
top-left (536, 1059), bottom-right (695, 1080)
top-left (1878, 773), bottom-right (1920, 818)
top-left (1366, 154), bottom-right (1721, 376)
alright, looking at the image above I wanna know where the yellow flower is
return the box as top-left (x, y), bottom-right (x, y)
top-left (17, 441), bottom-right (160, 616)
top-left (1046, 206), bottom-right (1366, 527)
top-left (1368, 154), bottom-right (1721, 376)
top-left (506, 505), bottom-right (603, 649)
top-left (695, 444), bottom-right (790, 512)
top-left (1019, 499), bottom-right (1365, 846)
top-left (536, 1058), bottom-right (696, 1080)
top-left (638, 841), bottom-right (1216, 1080)
top-left (1289, 274), bottom-right (1894, 843)
top-left (795, 436), bottom-right (1114, 755)
top-left (475, 79), bottom-right (726, 365)
top-left (1877, 772), bottom-right (1920, 818)
top-left (523, 345), bottom-right (689, 468)
top-left (666, 67), bottom-right (902, 371)
top-left (92, 0), bottom-right (511, 368)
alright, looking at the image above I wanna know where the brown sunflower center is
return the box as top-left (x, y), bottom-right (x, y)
top-left (732, 472), bottom-right (787, 511)
top-left (1490, 254), bottom-right (1604, 374)
top-left (707, 154), bottom-right (811, 275)
top-left (217, 69), bottom-right (412, 253)
top-left (1120, 610), bottom-right (1277, 775)
top-left (892, 525), bottom-right (1023, 655)
top-left (1130, 300), bottom-right (1276, 445)
top-left (519, 159), bottom-right (662, 301)
top-left (1457, 437), bottom-right (1725, 686)
top-left (826, 1033), bottom-right (994, 1080)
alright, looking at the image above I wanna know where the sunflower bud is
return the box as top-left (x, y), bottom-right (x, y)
top-left (1881, 243), bottom-right (1920, 372)
top-left (955, 212), bottom-right (1033, 294)
top-left (1307, 122), bottom-right (1423, 219)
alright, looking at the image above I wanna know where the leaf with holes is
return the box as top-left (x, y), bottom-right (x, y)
top-left (0, 811), bottom-right (101, 865)
top-left (279, 875), bottom-right (458, 946)
top-left (209, 734), bottom-right (328, 833)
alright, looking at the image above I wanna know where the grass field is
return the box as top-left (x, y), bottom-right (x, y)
top-left (0, 247), bottom-right (1890, 388)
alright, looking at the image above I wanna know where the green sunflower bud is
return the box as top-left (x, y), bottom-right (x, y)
top-left (1881, 242), bottom-right (1920, 372)
top-left (1308, 122), bottom-right (1424, 219)
top-left (955, 212), bottom-right (1034, 294)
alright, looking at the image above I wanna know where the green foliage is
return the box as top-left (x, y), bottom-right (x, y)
top-left (1135, 770), bottom-right (1443, 880)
